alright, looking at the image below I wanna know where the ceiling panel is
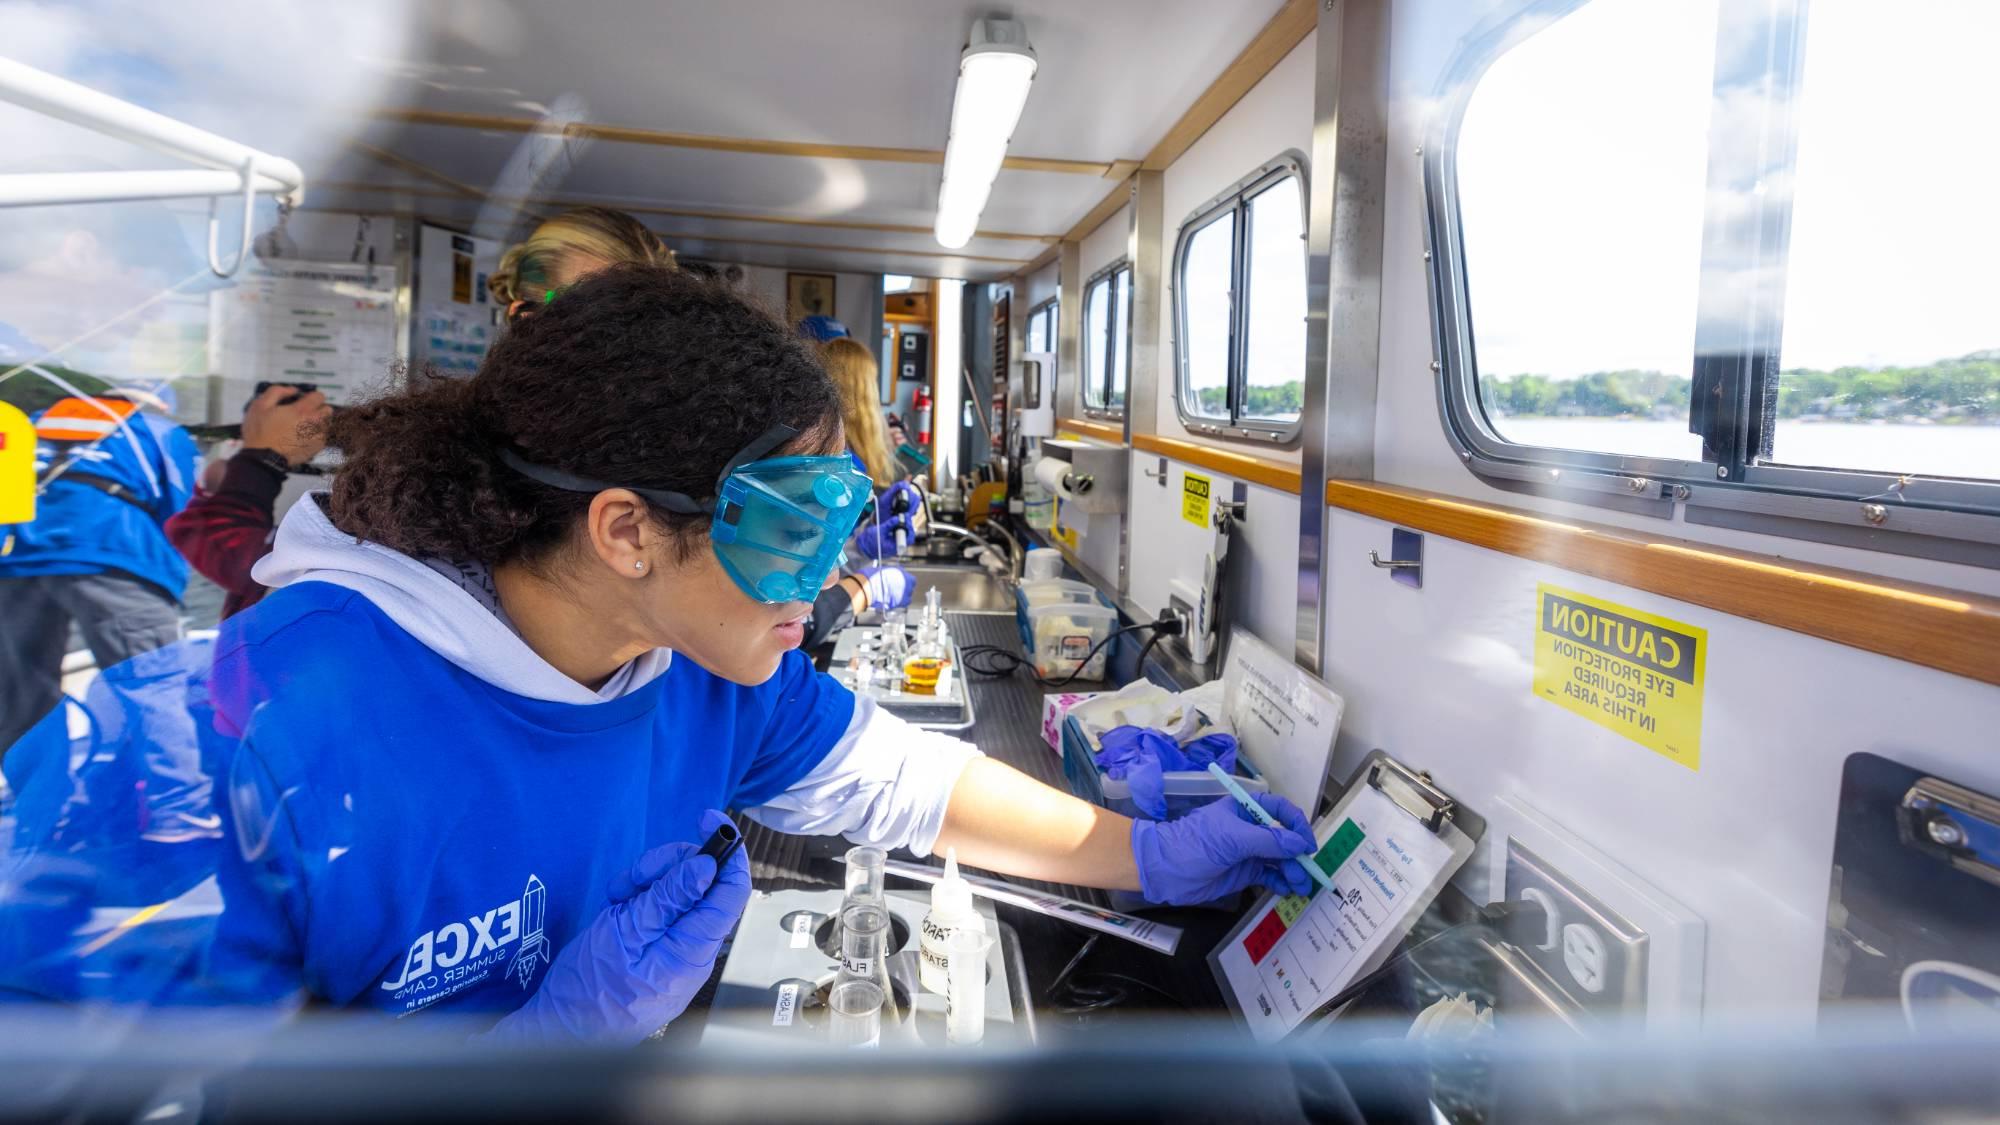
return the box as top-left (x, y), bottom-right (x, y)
top-left (330, 121), bottom-right (1109, 235)
top-left (306, 187), bottom-right (1039, 282)
top-left (396, 0), bottom-right (1287, 161)
top-left (308, 0), bottom-right (1290, 277)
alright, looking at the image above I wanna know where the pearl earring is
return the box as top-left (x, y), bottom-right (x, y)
top-left (634, 561), bottom-right (644, 572)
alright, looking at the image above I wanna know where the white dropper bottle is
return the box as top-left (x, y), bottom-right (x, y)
top-left (918, 847), bottom-right (985, 995)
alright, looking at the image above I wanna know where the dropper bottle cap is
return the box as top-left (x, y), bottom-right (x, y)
top-left (933, 846), bottom-right (973, 918)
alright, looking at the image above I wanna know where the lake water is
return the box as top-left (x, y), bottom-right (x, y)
top-left (1495, 419), bottom-right (1997, 481)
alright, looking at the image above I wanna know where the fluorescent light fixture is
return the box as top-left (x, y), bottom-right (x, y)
top-left (934, 18), bottom-right (1037, 250)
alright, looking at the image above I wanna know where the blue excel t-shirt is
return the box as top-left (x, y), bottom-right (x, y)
top-left (199, 581), bottom-right (854, 1019)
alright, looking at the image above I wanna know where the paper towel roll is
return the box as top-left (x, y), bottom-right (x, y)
top-left (1032, 456), bottom-right (1071, 500)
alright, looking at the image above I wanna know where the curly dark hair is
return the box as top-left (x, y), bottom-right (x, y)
top-left (325, 264), bottom-right (840, 566)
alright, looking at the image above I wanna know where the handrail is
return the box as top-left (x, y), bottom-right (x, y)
top-left (1132, 432), bottom-right (1304, 495)
top-left (0, 57), bottom-right (305, 278)
top-left (1325, 478), bottom-right (2000, 688)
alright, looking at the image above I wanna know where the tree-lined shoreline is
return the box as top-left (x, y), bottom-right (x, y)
top-left (1479, 352), bottom-right (2000, 425)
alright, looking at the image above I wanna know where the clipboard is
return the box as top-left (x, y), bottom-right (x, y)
top-left (1207, 750), bottom-right (1476, 1042)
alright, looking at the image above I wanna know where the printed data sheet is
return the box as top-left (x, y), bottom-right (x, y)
top-left (1212, 783), bottom-right (1456, 1041)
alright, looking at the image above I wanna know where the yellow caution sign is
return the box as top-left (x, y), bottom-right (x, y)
top-left (1532, 583), bottom-right (1706, 770)
top-left (1181, 471), bottom-right (1211, 528)
top-left (0, 402), bottom-right (34, 524)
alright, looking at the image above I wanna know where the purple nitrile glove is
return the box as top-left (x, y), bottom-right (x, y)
top-left (878, 479), bottom-right (923, 519)
top-left (482, 810), bottom-right (752, 1046)
top-left (858, 565), bottom-right (914, 611)
top-left (1129, 792), bottom-right (1316, 906)
top-left (852, 511), bottom-right (910, 559)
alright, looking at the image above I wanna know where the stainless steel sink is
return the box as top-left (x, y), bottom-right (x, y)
top-left (900, 565), bottom-right (1015, 614)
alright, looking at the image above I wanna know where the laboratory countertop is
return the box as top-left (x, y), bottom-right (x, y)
top-left (684, 611), bottom-right (1250, 1036)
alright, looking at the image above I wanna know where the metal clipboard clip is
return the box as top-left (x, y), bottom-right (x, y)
top-left (1899, 775), bottom-right (2000, 889)
top-left (1367, 756), bottom-right (1457, 836)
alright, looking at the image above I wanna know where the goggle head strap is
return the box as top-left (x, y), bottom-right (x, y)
top-left (494, 423), bottom-right (802, 517)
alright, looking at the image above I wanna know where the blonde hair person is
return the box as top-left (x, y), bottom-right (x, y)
top-left (820, 336), bottom-right (897, 485)
top-left (487, 206), bottom-right (676, 321)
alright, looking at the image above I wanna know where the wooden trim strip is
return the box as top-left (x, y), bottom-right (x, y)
top-left (650, 229), bottom-right (1027, 265)
top-left (1133, 432), bottom-right (1303, 495)
top-left (374, 107), bottom-right (1120, 177)
top-left (347, 141), bottom-right (483, 201)
top-left (1324, 479), bottom-right (2000, 688)
top-left (1021, 243), bottom-right (1061, 276)
top-left (1058, 0), bottom-right (1315, 244)
top-left (1056, 417), bottom-right (1124, 443)
top-left (1140, 0), bottom-right (1317, 172)
top-left (317, 180), bottom-right (1056, 242)
top-left (1063, 178), bottom-right (1134, 242)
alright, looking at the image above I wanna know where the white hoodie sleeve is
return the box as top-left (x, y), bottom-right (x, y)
top-left (743, 695), bottom-right (981, 857)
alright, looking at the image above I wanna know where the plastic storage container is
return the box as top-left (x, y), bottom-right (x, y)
top-left (1060, 712), bottom-right (1272, 911)
top-left (1059, 715), bottom-right (1271, 822)
top-left (1023, 548), bottom-right (1063, 582)
top-left (1017, 578), bottom-right (1101, 610)
top-left (1021, 601), bottom-right (1118, 680)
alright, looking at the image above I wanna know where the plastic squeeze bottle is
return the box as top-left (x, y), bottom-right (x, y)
top-left (918, 848), bottom-right (985, 995)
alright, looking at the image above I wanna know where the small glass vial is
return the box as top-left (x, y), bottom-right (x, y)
top-left (827, 979), bottom-right (884, 1049)
top-left (843, 846), bottom-right (887, 908)
top-left (879, 608), bottom-right (908, 666)
top-left (900, 619), bottom-right (947, 696)
top-left (835, 901), bottom-right (900, 1024)
top-left (944, 927), bottom-right (991, 1046)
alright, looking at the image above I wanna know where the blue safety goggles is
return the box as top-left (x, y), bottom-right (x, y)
top-left (498, 425), bottom-right (873, 604)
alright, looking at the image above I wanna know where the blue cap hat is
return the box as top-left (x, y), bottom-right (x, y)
top-left (797, 315), bottom-right (849, 342)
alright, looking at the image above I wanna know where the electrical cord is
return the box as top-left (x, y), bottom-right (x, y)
top-left (1296, 900), bottom-right (1548, 1032)
top-left (961, 614), bottom-right (1180, 688)
top-left (1046, 933), bottom-right (1188, 1014)
top-left (1133, 629), bottom-right (1169, 681)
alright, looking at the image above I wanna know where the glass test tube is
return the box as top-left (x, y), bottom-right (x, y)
top-left (828, 979), bottom-right (884, 1049)
top-left (944, 927), bottom-right (990, 1045)
top-left (843, 846), bottom-right (887, 906)
top-left (837, 902), bottom-right (888, 980)
top-left (880, 608), bottom-right (908, 665)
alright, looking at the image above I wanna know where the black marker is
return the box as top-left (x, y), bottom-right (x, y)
top-left (698, 821), bottom-right (743, 867)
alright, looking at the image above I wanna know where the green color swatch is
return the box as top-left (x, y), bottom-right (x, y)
top-left (1314, 818), bottom-right (1366, 877)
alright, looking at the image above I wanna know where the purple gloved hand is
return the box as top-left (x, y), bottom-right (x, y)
top-left (1129, 793), bottom-right (1316, 905)
top-left (483, 810), bottom-right (752, 1046)
top-left (852, 512), bottom-right (910, 559)
top-left (858, 565), bottom-right (914, 611)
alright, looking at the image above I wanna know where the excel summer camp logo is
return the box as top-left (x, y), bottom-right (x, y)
top-left (381, 874), bottom-right (554, 1012)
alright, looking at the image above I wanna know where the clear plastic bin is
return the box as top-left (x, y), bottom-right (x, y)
top-left (1100, 762), bottom-right (1271, 823)
top-left (1017, 578), bottom-right (1101, 610)
top-left (1060, 713), bottom-right (1273, 911)
top-left (1023, 601), bottom-right (1118, 680)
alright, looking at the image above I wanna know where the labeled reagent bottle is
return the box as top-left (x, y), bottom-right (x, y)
top-left (919, 848), bottom-right (986, 995)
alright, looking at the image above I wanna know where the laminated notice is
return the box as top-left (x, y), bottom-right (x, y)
top-left (1532, 583), bottom-right (1707, 770)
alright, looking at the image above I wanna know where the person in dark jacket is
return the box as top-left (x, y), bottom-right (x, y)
top-left (166, 384), bottom-right (330, 620)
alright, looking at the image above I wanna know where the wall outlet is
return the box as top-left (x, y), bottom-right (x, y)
top-left (1504, 840), bottom-right (1647, 1016)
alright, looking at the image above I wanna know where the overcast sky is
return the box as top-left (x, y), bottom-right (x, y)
top-left (1457, 0), bottom-right (1999, 379)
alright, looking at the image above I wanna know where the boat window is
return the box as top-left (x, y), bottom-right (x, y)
top-left (1173, 157), bottom-right (1306, 440)
top-left (1026, 297), bottom-right (1058, 357)
top-left (1435, 0), bottom-right (2000, 555)
top-left (1081, 262), bottom-right (1130, 415)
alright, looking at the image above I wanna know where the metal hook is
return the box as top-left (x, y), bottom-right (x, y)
top-left (1368, 552), bottom-right (1418, 570)
top-left (207, 154), bottom-right (258, 278)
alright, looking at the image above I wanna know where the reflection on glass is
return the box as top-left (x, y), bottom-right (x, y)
top-left (1082, 275), bottom-right (1111, 409)
top-left (1180, 210), bottom-right (1234, 420)
top-left (1771, 0), bottom-right (2000, 481)
top-left (1241, 178), bottom-right (1305, 424)
top-left (1110, 266), bottom-right (1131, 409)
top-left (1458, 0), bottom-right (1715, 462)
